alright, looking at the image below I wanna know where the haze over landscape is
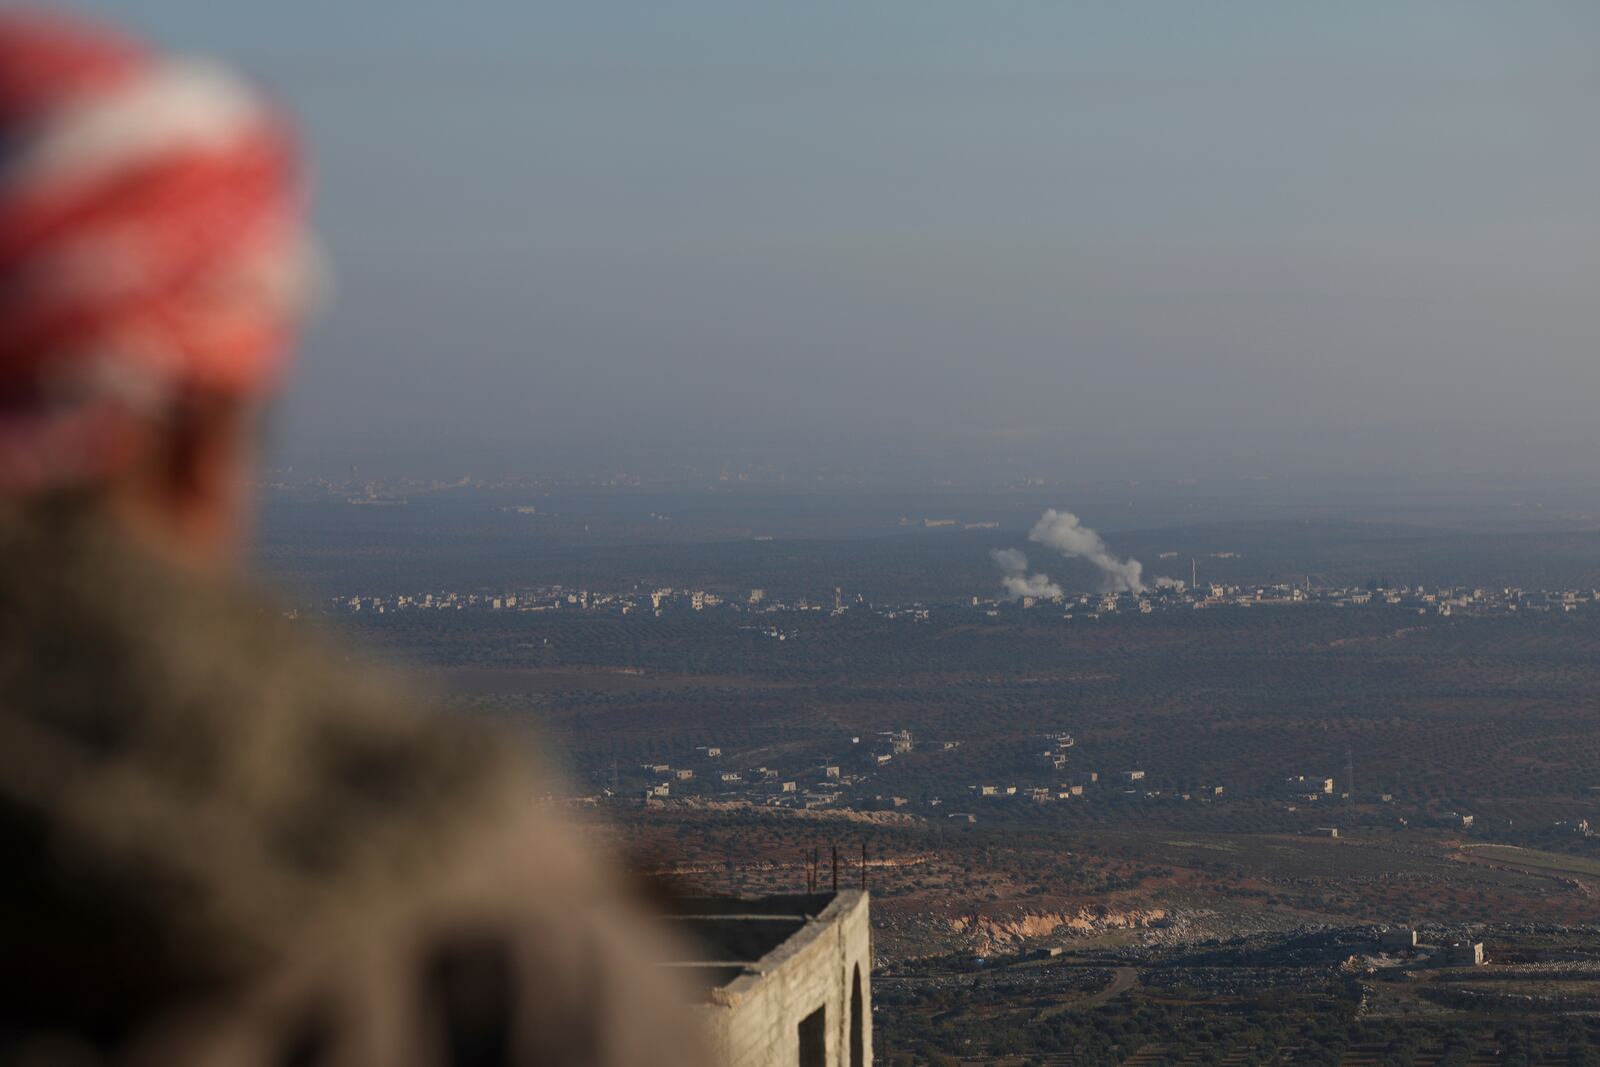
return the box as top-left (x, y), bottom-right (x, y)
top-left (26, 4), bottom-right (1600, 1063)
top-left (89, 1), bottom-right (1600, 486)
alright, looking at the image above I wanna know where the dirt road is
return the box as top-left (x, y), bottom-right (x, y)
top-left (1038, 966), bottom-right (1138, 1020)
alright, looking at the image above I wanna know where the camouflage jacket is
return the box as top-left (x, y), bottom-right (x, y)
top-left (0, 508), bottom-right (697, 1067)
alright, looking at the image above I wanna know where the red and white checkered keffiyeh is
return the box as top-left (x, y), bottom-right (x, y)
top-left (0, 8), bottom-right (315, 489)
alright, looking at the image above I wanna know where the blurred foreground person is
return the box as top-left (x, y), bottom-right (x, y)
top-left (0, 12), bottom-right (695, 1066)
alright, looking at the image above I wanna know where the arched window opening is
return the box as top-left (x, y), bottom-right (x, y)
top-left (850, 963), bottom-right (864, 1067)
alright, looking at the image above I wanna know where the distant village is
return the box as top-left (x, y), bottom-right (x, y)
top-left (319, 574), bottom-right (1600, 840)
top-left (326, 573), bottom-right (1600, 622)
top-left (555, 720), bottom-right (1600, 886)
top-left (585, 726), bottom-right (1495, 830)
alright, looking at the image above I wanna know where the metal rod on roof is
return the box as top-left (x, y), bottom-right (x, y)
top-left (832, 844), bottom-right (839, 893)
top-left (861, 841), bottom-right (867, 891)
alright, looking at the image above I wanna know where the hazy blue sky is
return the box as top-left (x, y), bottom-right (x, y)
top-left (85, 2), bottom-right (1600, 483)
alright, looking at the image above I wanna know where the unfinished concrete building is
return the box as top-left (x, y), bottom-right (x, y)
top-left (663, 892), bottom-right (872, 1067)
top-left (1379, 927), bottom-right (1419, 951)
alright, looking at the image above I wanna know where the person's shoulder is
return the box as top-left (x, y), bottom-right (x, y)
top-left (0, 503), bottom-right (513, 815)
top-left (0, 504), bottom-right (525, 942)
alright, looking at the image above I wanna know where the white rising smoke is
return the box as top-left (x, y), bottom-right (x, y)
top-left (1154, 576), bottom-right (1184, 591)
top-left (990, 548), bottom-right (1063, 601)
top-left (1027, 509), bottom-right (1146, 594)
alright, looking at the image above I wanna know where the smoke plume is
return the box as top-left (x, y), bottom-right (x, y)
top-left (990, 548), bottom-right (1063, 600)
top-left (1154, 576), bottom-right (1184, 591)
top-left (1027, 509), bottom-right (1145, 593)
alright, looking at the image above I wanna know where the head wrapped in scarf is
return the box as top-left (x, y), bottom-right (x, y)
top-left (0, 9), bottom-right (315, 489)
